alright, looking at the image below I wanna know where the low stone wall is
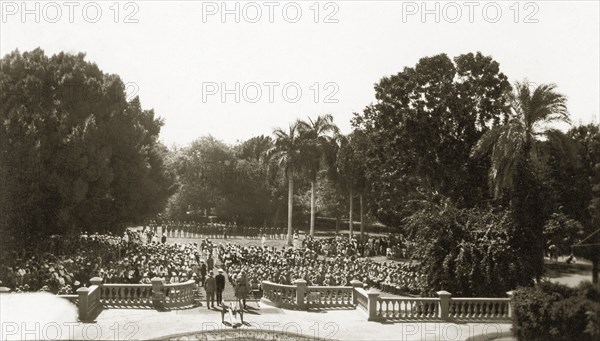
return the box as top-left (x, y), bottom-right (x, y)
top-left (60, 277), bottom-right (197, 321)
top-left (76, 284), bottom-right (103, 321)
top-left (260, 280), bottom-right (514, 322)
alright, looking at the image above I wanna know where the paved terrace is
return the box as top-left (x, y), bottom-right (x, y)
top-left (84, 302), bottom-right (512, 341)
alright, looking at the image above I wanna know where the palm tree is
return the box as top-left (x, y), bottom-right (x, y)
top-left (270, 122), bottom-right (303, 246)
top-left (336, 134), bottom-right (356, 238)
top-left (298, 114), bottom-right (339, 237)
top-left (471, 80), bottom-right (569, 198)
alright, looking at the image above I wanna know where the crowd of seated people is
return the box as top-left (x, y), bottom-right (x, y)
top-left (1, 230), bottom-right (423, 297)
top-left (219, 240), bottom-right (424, 296)
top-left (302, 233), bottom-right (412, 260)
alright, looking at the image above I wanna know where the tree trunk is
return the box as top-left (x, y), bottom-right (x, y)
top-left (310, 180), bottom-right (315, 237)
top-left (349, 187), bottom-right (353, 239)
top-left (273, 203), bottom-right (280, 227)
top-left (287, 171), bottom-right (294, 246)
top-left (359, 193), bottom-right (364, 239)
top-left (335, 216), bottom-right (340, 234)
top-left (593, 259), bottom-right (599, 286)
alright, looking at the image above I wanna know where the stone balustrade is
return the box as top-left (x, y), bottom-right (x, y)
top-left (56, 277), bottom-right (197, 321)
top-left (76, 284), bottom-right (102, 321)
top-left (305, 286), bottom-right (354, 307)
top-left (260, 280), bottom-right (514, 323)
top-left (377, 297), bottom-right (440, 320)
top-left (448, 297), bottom-right (511, 320)
top-left (163, 280), bottom-right (196, 308)
top-left (260, 281), bottom-right (297, 308)
top-left (44, 277), bottom-right (514, 323)
top-left (98, 283), bottom-right (154, 308)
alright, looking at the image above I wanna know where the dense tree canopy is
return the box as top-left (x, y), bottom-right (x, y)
top-left (0, 49), bottom-right (174, 245)
top-left (353, 52), bottom-right (511, 226)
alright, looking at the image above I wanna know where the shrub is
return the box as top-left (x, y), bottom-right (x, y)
top-left (404, 202), bottom-right (533, 296)
top-left (512, 281), bottom-right (600, 341)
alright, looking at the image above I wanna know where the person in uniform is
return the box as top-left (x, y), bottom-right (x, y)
top-left (204, 272), bottom-right (216, 309)
top-left (215, 269), bottom-right (226, 306)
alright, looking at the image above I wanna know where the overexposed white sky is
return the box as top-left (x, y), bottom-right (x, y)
top-left (1, 0), bottom-right (599, 146)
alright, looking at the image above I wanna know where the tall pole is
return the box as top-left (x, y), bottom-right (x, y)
top-left (360, 193), bottom-right (364, 239)
top-left (349, 187), bottom-right (353, 239)
top-left (310, 181), bottom-right (315, 237)
top-left (287, 170), bottom-right (294, 246)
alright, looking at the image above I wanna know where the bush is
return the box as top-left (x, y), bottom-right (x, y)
top-left (404, 202), bottom-right (533, 296)
top-left (512, 281), bottom-right (600, 341)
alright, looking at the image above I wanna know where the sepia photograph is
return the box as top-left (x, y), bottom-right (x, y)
top-left (1, 1), bottom-right (599, 340)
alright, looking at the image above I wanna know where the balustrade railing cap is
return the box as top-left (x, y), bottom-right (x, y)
top-left (350, 279), bottom-right (363, 286)
top-left (294, 279), bottom-right (307, 284)
top-left (506, 290), bottom-right (514, 297)
top-left (367, 288), bottom-right (379, 294)
top-left (76, 287), bottom-right (90, 293)
top-left (0, 287), bottom-right (11, 293)
top-left (436, 290), bottom-right (451, 296)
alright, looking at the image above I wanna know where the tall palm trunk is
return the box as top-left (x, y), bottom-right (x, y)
top-left (349, 187), bottom-right (353, 239)
top-left (359, 193), bottom-right (364, 239)
top-left (592, 258), bottom-right (598, 285)
top-left (287, 170), bottom-right (294, 246)
top-left (335, 216), bottom-right (340, 234)
top-left (310, 181), bottom-right (315, 237)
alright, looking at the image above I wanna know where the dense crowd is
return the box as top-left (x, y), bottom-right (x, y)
top-left (148, 220), bottom-right (288, 240)
top-left (1, 230), bottom-right (423, 296)
top-left (303, 234), bottom-right (411, 259)
top-left (0, 232), bottom-right (123, 294)
top-left (0, 230), bottom-right (217, 294)
top-left (220, 234), bottom-right (424, 295)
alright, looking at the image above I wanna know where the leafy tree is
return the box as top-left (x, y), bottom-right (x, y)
top-left (165, 136), bottom-right (235, 220)
top-left (472, 80), bottom-right (569, 280)
top-left (235, 135), bottom-right (272, 162)
top-left (543, 212), bottom-right (585, 256)
top-left (568, 124), bottom-right (600, 284)
top-left (0, 49), bottom-right (172, 246)
top-left (353, 52), bottom-right (511, 226)
top-left (405, 201), bottom-right (534, 296)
